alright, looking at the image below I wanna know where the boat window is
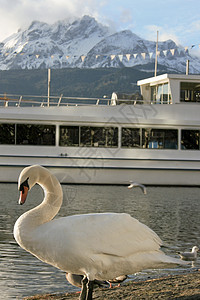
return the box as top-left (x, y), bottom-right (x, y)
top-left (121, 127), bottom-right (178, 149)
top-left (59, 126), bottom-right (118, 148)
top-left (121, 128), bottom-right (140, 148)
top-left (180, 82), bottom-right (200, 102)
top-left (16, 124), bottom-right (55, 145)
top-left (0, 123), bottom-right (15, 144)
top-left (59, 126), bottom-right (79, 146)
top-left (151, 83), bottom-right (171, 104)
top-left (80, 126), bottom-right (118, 147)
top-left (181, 130), bottom-right (200, 149)
top-left (142, 128), bottom-right (178, 149)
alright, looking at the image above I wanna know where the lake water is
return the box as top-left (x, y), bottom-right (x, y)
top-left (0, 183), bottom-right (200, 299)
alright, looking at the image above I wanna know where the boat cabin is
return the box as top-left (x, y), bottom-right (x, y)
top-left (137, 73), bottom-right (200, 104)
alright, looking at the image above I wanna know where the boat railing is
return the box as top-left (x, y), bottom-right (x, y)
top-left (0, 94), bottom-right (146, 107)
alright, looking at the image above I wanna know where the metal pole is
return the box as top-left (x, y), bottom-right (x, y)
top-left (186, 60), bottom-right (189, 75)
top-left (48, 68), bottom-right (51, 107)
top-left (154, 31), bottom-right (159, 77)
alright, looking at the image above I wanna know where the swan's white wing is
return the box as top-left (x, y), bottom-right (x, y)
top-left (51, 213), bottom-right (161, 255)
top-left (22, 212), bottom-right (188, 281)
top-left (30, 213), bottom-right (163, 275)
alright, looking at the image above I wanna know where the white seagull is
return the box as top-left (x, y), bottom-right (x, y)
top-left (128, 181), bottom-right (147, 194)
top-left (14, 165), bottom-right (187, 300)
top-left (177, 246), bottom-right (199, 261)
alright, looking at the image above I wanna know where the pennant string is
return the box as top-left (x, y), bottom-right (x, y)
top-left (1, 42), bottom-right (199, 62)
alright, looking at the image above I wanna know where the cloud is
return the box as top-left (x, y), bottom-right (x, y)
top-left (0, 0), bottom-right (103, 41)
top-left (119, 9), bottom-right (133, 24)
top-left (184, 20), bottom-right (200, 38)
top-left (143, 25), bottom-right (181, 44)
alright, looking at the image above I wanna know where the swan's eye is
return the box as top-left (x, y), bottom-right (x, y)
top-left (19, 178), bottom-right (29, 194)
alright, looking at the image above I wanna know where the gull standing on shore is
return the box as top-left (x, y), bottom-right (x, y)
top-left (177, 246), bottom-right (199, 261)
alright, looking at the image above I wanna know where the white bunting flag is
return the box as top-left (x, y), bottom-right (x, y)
top-left (170, 49), bottom-right (175, 56)
top-left (149, 52), bottom-right (153, 59)
top-left (163, 50), bottom-right (168, 56)
top-left (110, 55), bottom-right (116, 60)
top-left (133, 53), bottom-right (137, 59)
top-left (81, 55), bottom-right (86, 62)
top-left (126, 54), bottom-right (131, 61)
top-left (118, 54), bottom-right (123, 62)
top-left (141, 53), bottom-right (146, 59)
top-left (35, 54), bottom-right (40, 58)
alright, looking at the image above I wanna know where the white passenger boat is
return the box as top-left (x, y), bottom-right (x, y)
top-left (1, 73), bottom-right (200, 185)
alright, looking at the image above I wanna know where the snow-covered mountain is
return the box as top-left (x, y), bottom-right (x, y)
top-left (0, 15), bottom-right (200, 73)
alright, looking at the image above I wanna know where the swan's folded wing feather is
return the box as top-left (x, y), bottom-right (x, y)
top-left (34, 212), bottom-right (162, 259)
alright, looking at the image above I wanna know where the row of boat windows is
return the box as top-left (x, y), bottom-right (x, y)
top-left (0, 123), bottom-right (200, 150)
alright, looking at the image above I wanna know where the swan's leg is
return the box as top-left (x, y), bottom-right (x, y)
top-left (86, 280), bottom-right (94, 300)
top-left (79, 276), bottom-right (88, 300)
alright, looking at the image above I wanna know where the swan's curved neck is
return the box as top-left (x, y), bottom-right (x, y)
top-left (14, 170), bottom-right (63, 249)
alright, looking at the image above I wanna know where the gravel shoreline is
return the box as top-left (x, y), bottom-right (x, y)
top-left (23, 270), bottom-right (200, 300)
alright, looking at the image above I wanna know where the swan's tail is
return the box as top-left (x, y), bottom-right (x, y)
top-left (159, 252), bottom-right (189, 268)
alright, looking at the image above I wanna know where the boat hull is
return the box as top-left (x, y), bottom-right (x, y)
top-left (1, 155), bottom-right (200, 185)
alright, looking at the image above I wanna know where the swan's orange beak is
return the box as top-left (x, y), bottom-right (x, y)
top-left (19, 186), bottom-right (29, 205)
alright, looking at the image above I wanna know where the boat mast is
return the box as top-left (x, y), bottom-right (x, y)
top-left (154, 31), bottom-right (159, 77)
top-left (48, 68), bottom-right (51, 107)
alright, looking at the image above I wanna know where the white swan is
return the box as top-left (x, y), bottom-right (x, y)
top-left (14, 165), bottom-right (187, 300)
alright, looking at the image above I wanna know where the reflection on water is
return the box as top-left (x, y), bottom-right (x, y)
top-left (0, 183), bottom-right (200, 299)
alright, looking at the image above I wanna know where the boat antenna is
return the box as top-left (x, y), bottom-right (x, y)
top-left (186, 60), bottom-right (189, 75)
top-left (48, 68), bottom-right (51, 107)
top-left (154, 31), bottom-right (159, 77)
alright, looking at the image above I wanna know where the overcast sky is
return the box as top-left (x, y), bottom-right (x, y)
top-left (1, 0), bottom-right (200, 53)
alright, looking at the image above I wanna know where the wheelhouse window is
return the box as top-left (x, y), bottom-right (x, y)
top-left (0, 123), bottom-right (15, 144)
top-left (16, 124), bottom-right (55, 145)
top-left (80, 126), bottom-right (118, 147)
top-left (121, 128), bottom-right (140, 148)
top-left (59, 126), bottom-right (79, 146)
top-left (142, 128), bottom-right (178, 149)
top-left (180, 82), bottom-right (200, 102)
top-left (181, 130), bottom-right (200, 149)
top-left (151, 83), bottom-right (171, 104)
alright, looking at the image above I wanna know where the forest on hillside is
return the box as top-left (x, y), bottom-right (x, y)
top-left (0, 65), bottom-right (168, 98)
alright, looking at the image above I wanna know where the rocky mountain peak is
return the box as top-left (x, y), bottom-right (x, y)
top-left (0, 15), bottom-right (199, 73)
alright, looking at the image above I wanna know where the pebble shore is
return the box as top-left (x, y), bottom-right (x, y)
top-left (23, 271), bottom-right (200, 300)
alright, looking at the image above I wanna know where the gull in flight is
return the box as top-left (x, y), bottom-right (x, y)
top-left (128, 181), bottom-right (147, 194)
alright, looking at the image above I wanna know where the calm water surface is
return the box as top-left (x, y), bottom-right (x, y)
top-left (0, 183), bottom-right (200, 299)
